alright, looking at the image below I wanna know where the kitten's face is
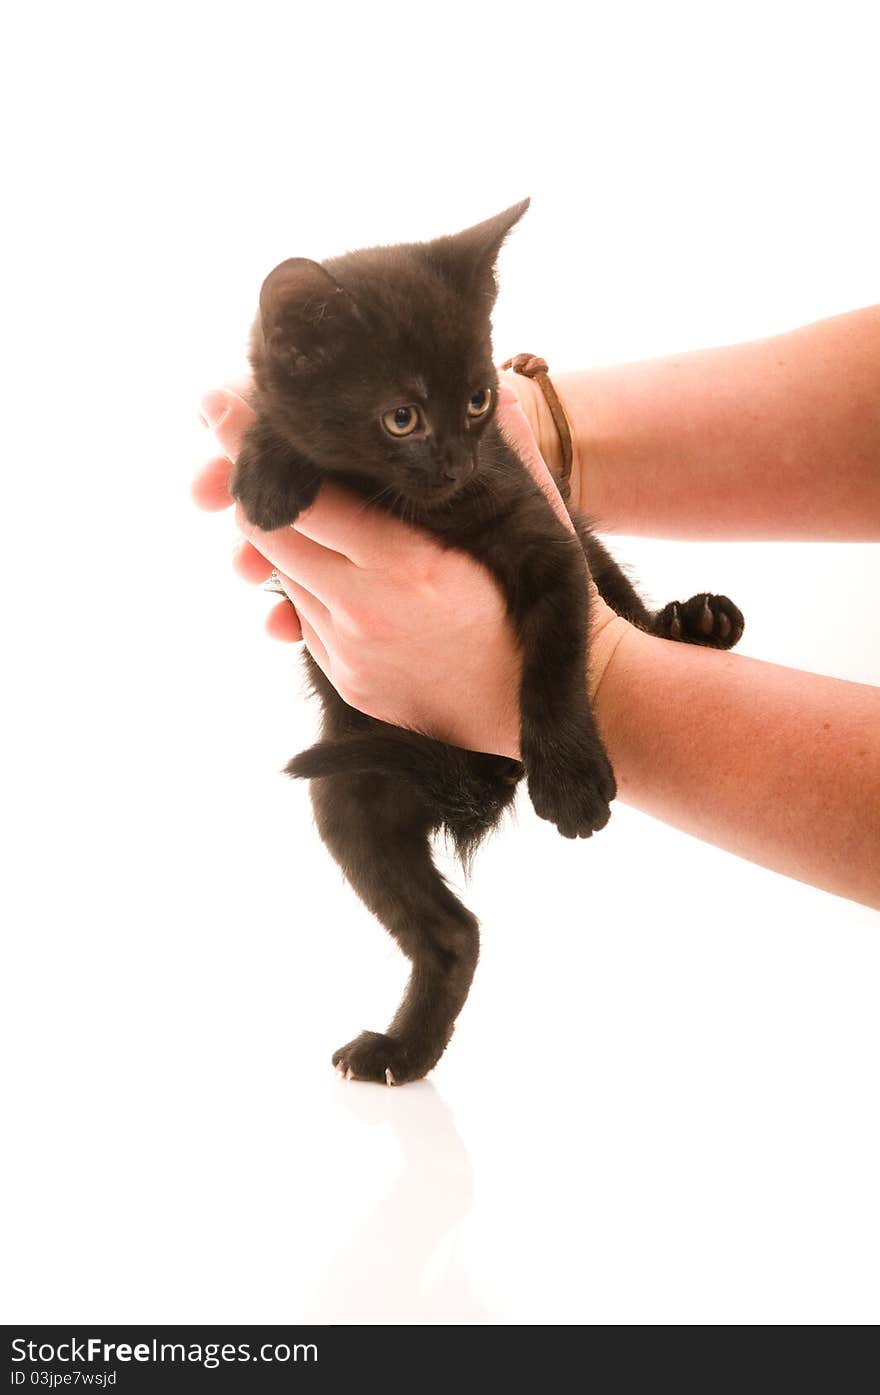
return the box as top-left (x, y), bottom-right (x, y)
top-left (251, 200), bottom-right (529, 509)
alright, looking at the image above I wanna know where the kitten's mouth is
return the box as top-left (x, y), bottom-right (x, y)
top-left (404, 462), bottom-right (475, 508)
top-left (404, 481), bottom-right (467, 508)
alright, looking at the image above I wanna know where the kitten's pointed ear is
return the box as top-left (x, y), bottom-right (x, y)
top-left (259, 258), bottom-right (361, 368)
top-left (426, 198), bottom-right (531, 303)
top-left (449, 198), bottom-right (531, 268)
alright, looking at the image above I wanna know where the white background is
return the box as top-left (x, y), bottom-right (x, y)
top-left (3, 0), bottom-right (878, 1325)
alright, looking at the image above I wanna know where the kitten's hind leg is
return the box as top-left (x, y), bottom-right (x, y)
top-left (580, 530), bottom-right (655, 628)
top-left (653, 593), bottom-right (744, 649)
top-left (311, 774), bottom-right (479, 1085)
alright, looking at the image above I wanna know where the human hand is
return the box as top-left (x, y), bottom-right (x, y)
top-left (192, 377), bottom-right (630, 758)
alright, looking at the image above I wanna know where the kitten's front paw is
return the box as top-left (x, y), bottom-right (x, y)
top-left (655, 593), bottom-right (744, 649)
top-left (526, 737), bottom-right (617, 839)
top-left (230, 466), bottom-right (303, 532)
top-left (333, 1031), bottom-right (425, 1086)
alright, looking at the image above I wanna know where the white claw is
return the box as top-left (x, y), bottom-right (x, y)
top-left (385, 1068), bottom-right (396, 1087)
top-left (345, 1067), bottom-right (354, 1081)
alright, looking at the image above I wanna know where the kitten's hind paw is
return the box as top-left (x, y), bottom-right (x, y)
top-left (526, 741), bottom-right (616, 839)
top-left (332, 1031), bottom-right (425, 1086)
top-left (654, 593), bottom-right (744, 650)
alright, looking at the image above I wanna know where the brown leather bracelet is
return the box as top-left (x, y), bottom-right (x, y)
top-left (501, 353), bottom-right (574, 501)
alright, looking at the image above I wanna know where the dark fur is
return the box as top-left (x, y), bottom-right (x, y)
top-left (231, 201), bottom-right (744, 1084)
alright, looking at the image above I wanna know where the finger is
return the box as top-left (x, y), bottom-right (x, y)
top-left (191, 453), bottom-right (234, 511)
top-left (496, 378), bottom-right (574, 533)
top-left (234, 503), bottom-right (356, 605)
top-left (232, 538), bottom-right (275, 584)
top-left (275, 573), bottom-right (333, 637)
top-left (222, 372), bottom-right (254, 404)
top-left (298, 614), bottom-right (331, 678)
top-left (194, 371), bottom-right (253, 410)
top-left (292, 482), bottom-right (417, 568)
top-left (265, 597), bottom-right (303, 643)
top-left (199, 388), bottom-right (256, 462)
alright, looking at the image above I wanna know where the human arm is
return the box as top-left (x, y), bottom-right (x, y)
top-left (512, 305), bottom-right (880, 540)
top-left (593, 626), bottom-right (880, 907)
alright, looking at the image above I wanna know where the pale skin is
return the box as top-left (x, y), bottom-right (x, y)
top-left (193, 306), bottom-right (880, 909)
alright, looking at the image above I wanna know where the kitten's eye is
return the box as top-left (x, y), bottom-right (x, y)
top-left (382, 405), bottom-right (421, 437)
top-left (466, 387), bottom-right (493, 418)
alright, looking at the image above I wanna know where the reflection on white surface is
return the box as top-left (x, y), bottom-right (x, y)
top-left (305, 1082), bottom-right (488, 1324)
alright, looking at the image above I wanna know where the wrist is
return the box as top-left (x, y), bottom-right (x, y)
top-left (502, 366), bottom-right (604, 517)
top-left (589, 617), bottom-right (653, 775)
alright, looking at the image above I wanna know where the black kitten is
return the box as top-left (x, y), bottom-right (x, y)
top-left (231, 200), bottom-right (744, 1084)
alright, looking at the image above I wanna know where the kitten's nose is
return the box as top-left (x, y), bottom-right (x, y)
top-left (439, 449), bottom-right (474, 485)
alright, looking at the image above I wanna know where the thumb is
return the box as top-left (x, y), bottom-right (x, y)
top-left (199, 387), bottom-right (256, 462)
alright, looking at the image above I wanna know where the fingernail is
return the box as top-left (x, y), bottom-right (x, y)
top-left (199, 389), bottom-right (230, 429)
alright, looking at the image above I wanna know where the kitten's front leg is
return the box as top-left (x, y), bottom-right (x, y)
top-left (230, 416), bottom-right (319, 531)
top-left (515, 542), bottom-right (617, 838)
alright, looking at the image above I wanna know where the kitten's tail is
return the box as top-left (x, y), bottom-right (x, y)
top-left (284, 733), bottom-right (441, 783)
top-left (285, 733), bottom-right (522, 867)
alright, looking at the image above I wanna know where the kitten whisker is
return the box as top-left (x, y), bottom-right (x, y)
top-left (355, 483), bottom-right (396, 515)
